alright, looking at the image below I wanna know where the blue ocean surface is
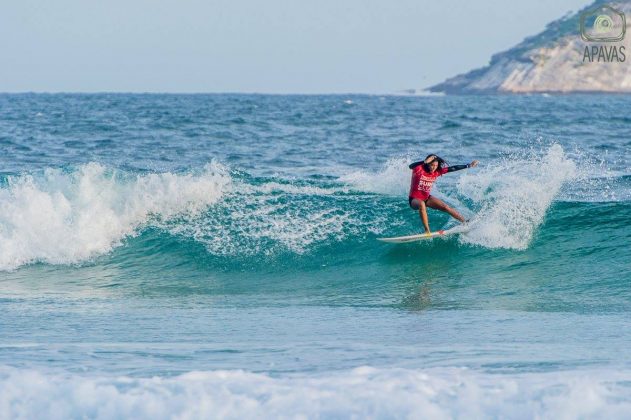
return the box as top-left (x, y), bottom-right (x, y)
top-left (1, 93), bottom-right (630, 418)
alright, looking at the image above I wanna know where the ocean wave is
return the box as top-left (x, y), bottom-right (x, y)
top-left (0, 162), bottom-right (231, 271)
top-left (0, 145), bottom-right (627, 270)
top-left (339, 144), bottom-right (588, 250)
top-left (338, 155), bottom-right (413, 196)
top-left (0, 163), bottom-right (396, 270)
top-left (2, 366), bottom-right (631, 419)
top-left (457, 144), bottom-right (576, 250)
top-left (162, 177), bottom-right (392, 258)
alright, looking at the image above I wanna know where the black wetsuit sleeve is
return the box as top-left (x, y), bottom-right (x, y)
top-left (446, 164), bottom-right (469, 173)
top-left (408, 161), bottom-right (424, 169)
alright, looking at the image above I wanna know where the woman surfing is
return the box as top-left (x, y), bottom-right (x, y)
top-left (409, 154), bottom-right (478, 234)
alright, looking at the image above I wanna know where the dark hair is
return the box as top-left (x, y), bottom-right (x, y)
top-left (423, 154), bottom-right (447, 171)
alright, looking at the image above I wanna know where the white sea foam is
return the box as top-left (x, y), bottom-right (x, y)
top-left (0, 161), bottom-right (391, 270)
top-left (0, 162), bottom-right (231, 271)
top-left (559, 149), bottom-right (629, 203)
top-left (458, 144), bottom-right (577, 249)
top-left (339, 155), bottom-right (413, 196)
top-left (250, 181), bottom-right (349, 196)
top-left (165, 178), bottom-right (385, 257)
top-left (1, 366), bottom-right (630, 419)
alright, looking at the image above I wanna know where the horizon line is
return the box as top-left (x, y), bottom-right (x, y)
top-left (0, 90), bottom-right (433, 96)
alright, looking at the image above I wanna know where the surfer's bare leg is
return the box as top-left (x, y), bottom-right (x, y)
top-left (410, 198), bottom-right (431, 233)
top-left (426, 196), bottom-right (465, 223)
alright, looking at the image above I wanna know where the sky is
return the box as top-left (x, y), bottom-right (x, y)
top-left (0, 0), bottom-right (590, 93)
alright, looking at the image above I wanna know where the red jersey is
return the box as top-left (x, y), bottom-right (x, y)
top-left (409, 165), bottom-right (448, 200)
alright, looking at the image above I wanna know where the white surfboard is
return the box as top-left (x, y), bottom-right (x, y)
top-left (377, 226), bottom-right (469, 243)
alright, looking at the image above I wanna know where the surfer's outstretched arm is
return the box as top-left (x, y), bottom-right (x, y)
top-left (446, 160), bottom-right (479, 172)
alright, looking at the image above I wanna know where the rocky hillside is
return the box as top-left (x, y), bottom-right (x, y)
top-left (429, 0), bottom-right (631, 93)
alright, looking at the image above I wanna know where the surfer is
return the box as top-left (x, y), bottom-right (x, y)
top-left (409, 154), bottom-right (478, 234)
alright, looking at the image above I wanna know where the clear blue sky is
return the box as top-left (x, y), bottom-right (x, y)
top-left (1, 0), bottom-right (589, 93)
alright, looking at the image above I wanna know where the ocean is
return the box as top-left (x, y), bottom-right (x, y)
top-left (1, 93), bottom-right (630, 418)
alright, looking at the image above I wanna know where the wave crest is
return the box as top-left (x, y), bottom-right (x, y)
top-left (458, 144), bottom-right (576, 249)
top-left (0, 162), bottom-right (231, 270)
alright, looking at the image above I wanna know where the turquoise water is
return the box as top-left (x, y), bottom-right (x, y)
top-left (1, 94), bottom-right (630, 418)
